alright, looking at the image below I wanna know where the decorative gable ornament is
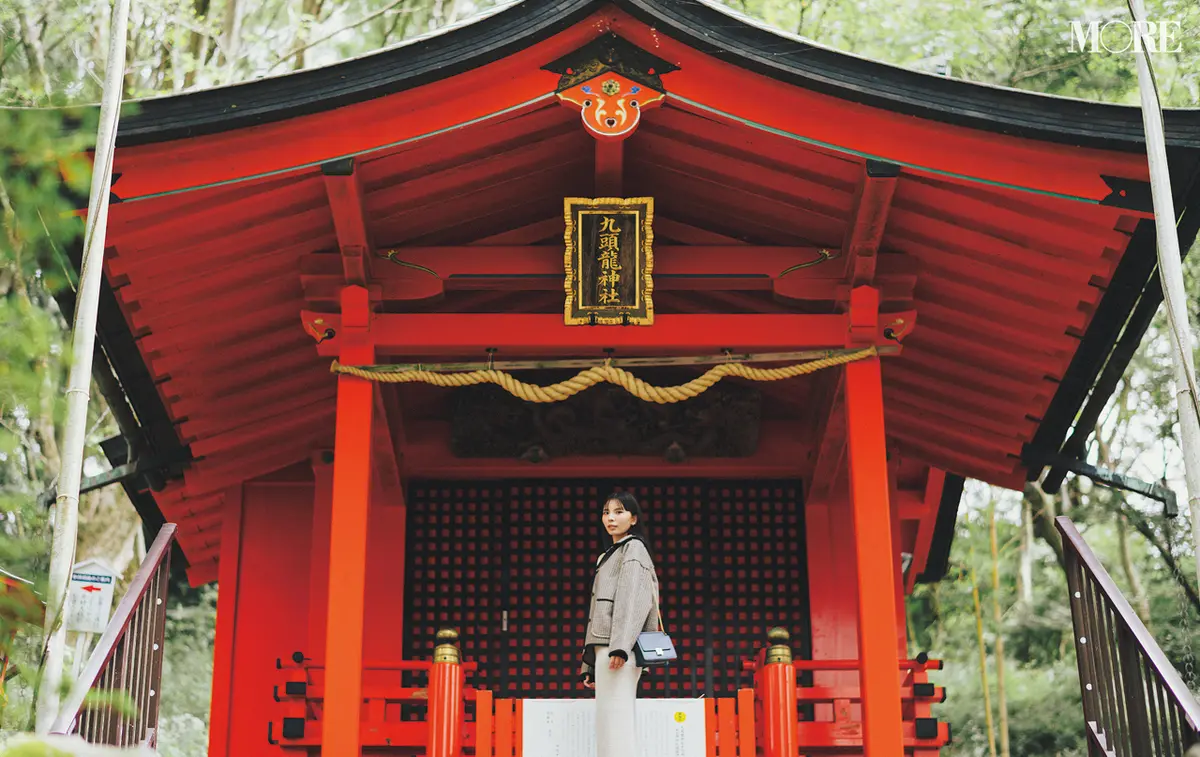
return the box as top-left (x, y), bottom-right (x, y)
top-left (543, 33), bottom-right (678, 141)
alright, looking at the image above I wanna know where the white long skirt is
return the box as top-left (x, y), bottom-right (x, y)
top-left (593, 646), bottom-right (643, 757)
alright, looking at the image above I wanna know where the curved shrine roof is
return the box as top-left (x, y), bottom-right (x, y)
top-left (85, 0), bottom-right (1200, 585)
top-left (117, 0), bottom-right (1200, 150)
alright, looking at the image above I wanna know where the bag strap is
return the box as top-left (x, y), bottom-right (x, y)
top-left (654, 584), bottom-right (666, 633)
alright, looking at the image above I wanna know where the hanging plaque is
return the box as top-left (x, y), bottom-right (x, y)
top-left (564, 197), bottom-right (654, 325)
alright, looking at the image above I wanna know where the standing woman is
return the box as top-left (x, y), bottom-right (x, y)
top-left (580, 491), bottom-right (661, 757)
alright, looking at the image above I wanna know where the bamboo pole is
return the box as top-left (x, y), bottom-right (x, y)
top-left (970, 559), bottom-right (998, 757)
top-left (988, 504), bottom-right (1011, 757)
top-left (35, 0), bottom-right (130, 734)
top-left (1125, 0), bottom-right (1200, 586)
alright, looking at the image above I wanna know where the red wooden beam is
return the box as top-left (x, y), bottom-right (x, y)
top-left (305, 246), bottom-right (833, 279)
top-left (595, 140), bottom-right (623, 196)
top-left (470, 217), bottom-right (563, 245)
top-left (906, 468), bottom-right (947, 593)
top-left (399, 420), bottom-right (812, 478)
top-left (189, 403), bottom-right (336, 457)
top-left (303, 246), bottom-right (910, 302)
top-left (844, 162), bottom-right (900, 286)
top-left (808, 374), bottom-right (846, 502)
top-left (181, 426), bottom-right (333, 496)
top-left (303, 312), bottom-right (915, 357)
top-left (322, 158), bottom-right (373, 285)
top-left (653, 217), bottom-right (749, 246)
top-left (373, 387), bottom-right (403, 496)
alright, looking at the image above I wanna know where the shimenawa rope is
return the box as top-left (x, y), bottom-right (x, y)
top-left (329, 346), bottom-right (877, 404)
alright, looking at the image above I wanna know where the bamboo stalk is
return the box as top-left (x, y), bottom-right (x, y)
top-left (36, 0), bottom-right (130, 734)
top-left (1126, 0), bottom-right (1200, 588)
top-left (989, 504), bottom-right (1012, 757)
top-left (971, 559), bottom-right (998, 757)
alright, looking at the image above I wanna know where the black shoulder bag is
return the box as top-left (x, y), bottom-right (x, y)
top-left (633, 597), bottom-right (677, 668)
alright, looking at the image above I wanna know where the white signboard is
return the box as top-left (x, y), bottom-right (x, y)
top-left (66, 559), bottom-right (117, 634)
top-left (522, 698), bottom-right (706, 757)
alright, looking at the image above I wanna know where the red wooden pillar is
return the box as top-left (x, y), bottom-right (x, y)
top-left (755, 629), bottom-right (798, 757)
top-left (309, 453), bottom-right (334, 660)
top-left (845, 286), bottom-right (904, 755)
top-left (427, 630), bottom-right (465, 757)
top-left (323, 286), bottom-right (374, 757)
top-left (207, 486), bottom-right (243, 757)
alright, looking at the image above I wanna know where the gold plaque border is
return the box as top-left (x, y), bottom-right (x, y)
top-left (563, 196), bottom-right (655, 326)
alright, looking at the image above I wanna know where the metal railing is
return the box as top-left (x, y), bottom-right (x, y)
top-left (50, 523), bottom-right (177, 747)
top-left (1058, 516), bottom-right (1200, 756)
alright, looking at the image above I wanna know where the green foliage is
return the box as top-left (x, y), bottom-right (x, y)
top-left (159, 584), bottom-right (216, 728)
top-left (938, 657), bottom-right (1088, 756)
top-left (0, 740), bottom-right (75, 757)
top-left (715, 0), bottom-right (1200, 106)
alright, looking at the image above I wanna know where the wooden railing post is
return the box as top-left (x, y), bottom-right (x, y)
top-left (1057, 516), bottom-right (1200, 755)
top-left (1063, 548), bottom-right (1105, 757)
top-left (50, 524), bottom-right (176, 747)
top-left (754, 627), bottom-right (798, 757)
top-left (428, 628), bottom-right (464, 757)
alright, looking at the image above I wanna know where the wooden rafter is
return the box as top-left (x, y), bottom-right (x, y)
top-left (844, 161), bottom-right (900, 286)
top-left (322, 158), bottom-right (373, 285)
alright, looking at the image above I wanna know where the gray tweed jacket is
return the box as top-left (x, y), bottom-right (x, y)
top-left (580, 535), bottom-right (660, 677)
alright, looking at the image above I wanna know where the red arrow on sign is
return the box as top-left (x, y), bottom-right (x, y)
top-left (81, 585), bottom-right (101, 593)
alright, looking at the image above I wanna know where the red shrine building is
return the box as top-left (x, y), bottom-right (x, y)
top-left (76, 0), bottom-right (1200, 755)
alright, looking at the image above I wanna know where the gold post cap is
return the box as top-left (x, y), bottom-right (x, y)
top-left (765, 626), bottom-right (793, 665)
top-left (433, 627), bottom-right (461, 664)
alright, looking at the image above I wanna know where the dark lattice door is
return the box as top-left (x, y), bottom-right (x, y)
top-left (403, 479), bottom-right (809, 699)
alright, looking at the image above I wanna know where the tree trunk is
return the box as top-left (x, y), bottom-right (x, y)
top-left (989, 504), bottom-right (1012, 757)
top-left (1121, 505), bottom-right (1200, 614)
top-left (930, 581), bottom-right (944, 649)
top-left (183, 0), bottom-right (212, 89)
top-left (15, 0), bottom-right (52, 97)
top-left (220, 0), bottom-right (243, 80)
top-left (292, 0), bottom-right (325, 71)
top-left (1019, 491), bottom-right (1034, 604)
top-left (1117, 512), bottom-right (1153, 628)
top-left (1024, 482), bottom-right (1064, 568)
top-left (971, 564), bottom-right (998, 757)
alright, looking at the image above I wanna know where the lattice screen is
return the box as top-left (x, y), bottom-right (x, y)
top-left (403, 479), bottom-right (809, 699)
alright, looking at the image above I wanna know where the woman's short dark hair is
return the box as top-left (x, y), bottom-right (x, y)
top-left (603, 491), bottom-right (652, 554)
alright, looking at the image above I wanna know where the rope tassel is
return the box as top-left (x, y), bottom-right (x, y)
top-left (330, 346), bottom-right (877, 404)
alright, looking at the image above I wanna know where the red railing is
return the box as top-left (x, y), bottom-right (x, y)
top-left (50, 523), bottom-right (177, 747)
top-left (1058, 516), bottom-right (1200, 755)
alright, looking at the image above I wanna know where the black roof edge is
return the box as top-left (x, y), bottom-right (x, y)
top-left (1024, 151), bottom-right (1200, 485)
top-left (113, 0), bottom-right (1200, 152)
top-left (619, 0), bottom-right (1200, 153)
top-left (917, 473), bottom-right (965, 585)
top-left (115, 0), bottom-right (596, 146)
top-left (55, 240), bottom-right (193, 566)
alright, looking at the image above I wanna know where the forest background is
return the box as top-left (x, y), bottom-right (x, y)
top-left (2, 0), bottom-right (1200, 754)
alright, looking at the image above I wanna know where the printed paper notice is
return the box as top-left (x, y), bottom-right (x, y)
top-left (522, 699), bottom-right (705, 757)
top-left (66, 559), bottom-right (117, 634)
